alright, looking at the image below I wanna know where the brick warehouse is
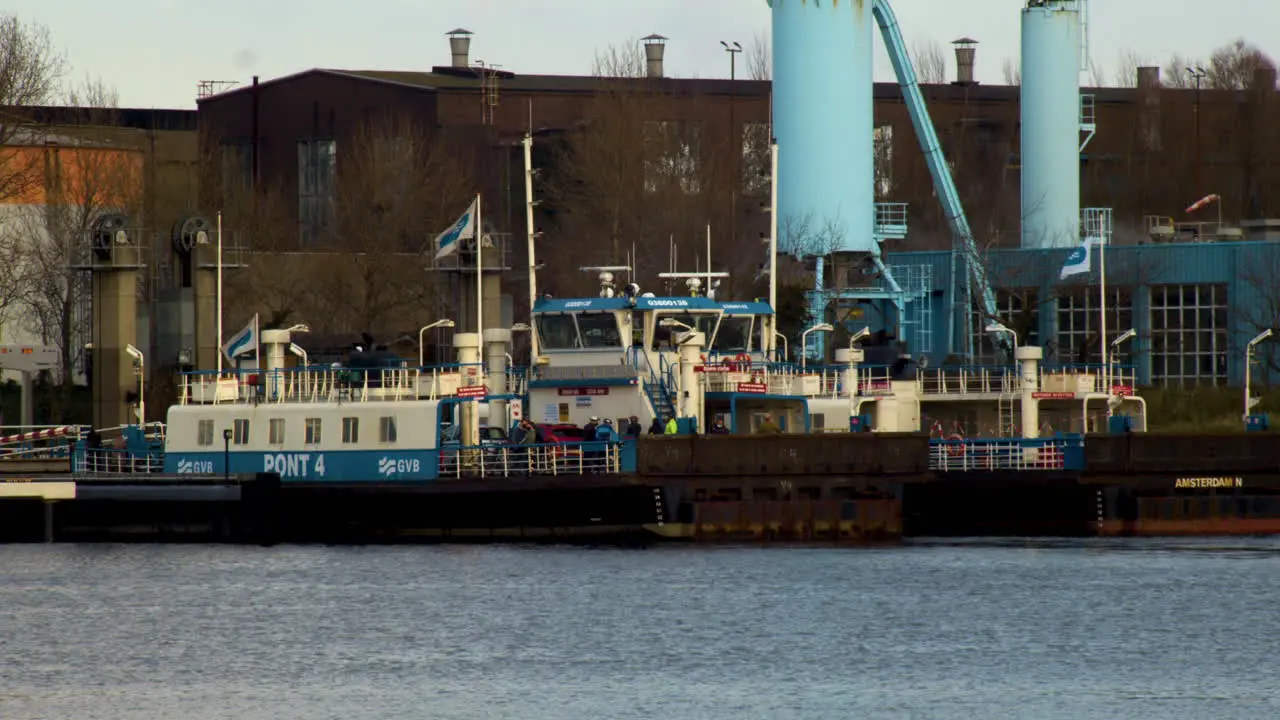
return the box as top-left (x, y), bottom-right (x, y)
top-left (194, 31), bottom-right (1280, 386)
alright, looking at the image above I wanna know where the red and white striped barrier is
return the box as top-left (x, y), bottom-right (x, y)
top-left (0, 425), bottom-right (78, 446)
top-left (1185, 194), bottom-right (1220, 214)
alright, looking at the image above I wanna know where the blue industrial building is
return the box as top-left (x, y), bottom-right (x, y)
top-left (882, 240), bottom-right (1280, 387)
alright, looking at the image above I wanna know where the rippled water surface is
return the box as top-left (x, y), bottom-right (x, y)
top-left (2, 539), bottom-right (1279, 720)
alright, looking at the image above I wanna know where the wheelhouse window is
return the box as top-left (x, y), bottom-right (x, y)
top-left (651, 313), bottom-right (718, 351)
top-left (342, 417), bottom-right (359, 444)
top-left (268, 418), bottom-right (285, 445)
top-left (197, 420), bottom-right (214, 446)
top-left (536, 315), bottom-right (579, 350)
top-left (576, 312), bottom-right (622, 348)
top-left (711, 316), bottom-right (753, 353)
top-left (232, 418), bottom-right (250, 445)
top-left (304, 417), bottom-right (322, 444)
top-left (379, 416), bottom-right (398, 443)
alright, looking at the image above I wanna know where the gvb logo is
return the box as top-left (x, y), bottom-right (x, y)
top-left (378, 456), bottom-right (421, 476)
top-left (176, 458), bottom-right (213, 474)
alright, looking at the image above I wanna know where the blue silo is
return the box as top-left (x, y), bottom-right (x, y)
top-left (1020, 0), bottom-right (1083, 249)
top-left (771, 0), bottom-right (875, 254)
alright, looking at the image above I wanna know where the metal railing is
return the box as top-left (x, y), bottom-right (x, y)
top-left (73, 447), bottom-right (166, 475)
top-left (179, 364), bottom-right (487, 405)
top-left (438, 441), bottom-right (623, 478)
top-left (928, 436), bottom-right (1085, 472)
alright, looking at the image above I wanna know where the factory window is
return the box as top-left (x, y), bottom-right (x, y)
top-left (221, 140), bottom-right (252, 200)
top-left (232, 418), bottom-right (250, 445)
top-left (741, 122), bottom-right (771, 196)
top-left (1056, 289), bottom-right (1133, 365)
top-left (268, 418), bottom-right (286, 445)
top-left (644, 120), bottom-right (701, 195)
top-left (304, 417), bottom-right (322, 445)
top-left (873, 125), bottom-right (894, 198)
top-left (197, 420), bottom-right (214, 446)
top-left (1150, 284), bottom-right (1228, 386)
top-left (972, 290), bottom-right (1039, 365)
top-left (298, 138), bottom-right (336, 247)
top-left (342, 417), bottom-right (359, 444)
top-left (379, 416), bottom-right (398, 443)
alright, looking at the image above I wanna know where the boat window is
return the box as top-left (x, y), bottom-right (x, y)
top-left (197, 419), bottom-right (214, 446)
top-left (711, 316), bottom-right (753, 353)
top-left (304, 417), bottom-right (322, 444)
top-left (576, 312), bottom-right (621, 348)
top-left (379, 416), bottom-right (398, 443)
top-left (342, 417), bottom-right (359, 444)
top-left (651, 313), bottom-right (718, 350)
top-left (536, 315), bottom-right (579, 350)
top-left (232, 418), bottom-right (250, 445)
top-left (268, 418), bottom-right (285, 444)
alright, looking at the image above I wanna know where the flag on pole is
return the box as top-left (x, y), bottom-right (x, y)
top-left (1059, 240), bottom-right (1094, 279)
top-left (223, 313), bottom-right (259, 361)
top-left (433, 197), bottom-right (478, 259)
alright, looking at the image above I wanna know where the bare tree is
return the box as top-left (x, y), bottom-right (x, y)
top-left (0, 14), bottom-right (66, 204)
top-left (1164, 39), bottom-right (1277, 90)
top-left (16, 77), bottom-right (138, 420)
top-left (912, 40), bottom-right (947, 85)
top-left (1112, 50), bottom-right (1153, 87)
top-left (592, 39), bottom-right (647, 78)
top-left (747, 30), bottom-right (771, 81)
top-left (1087, 60), bottom-right (1106, 88)
top-left (1002, 58), bottom-right (1021, 86)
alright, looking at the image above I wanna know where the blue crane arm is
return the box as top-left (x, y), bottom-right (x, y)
top-left (870, 0), bottom-right (1008, 351)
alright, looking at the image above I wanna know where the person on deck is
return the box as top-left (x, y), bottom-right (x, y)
top-left (663, 415), bottom-right (678, 435)
top-left (648, 418), bottom-right (664, 435)
top-left (709, 418), bottom-right (730, 434)
top-left (626, 416), bottom-right (642, 438)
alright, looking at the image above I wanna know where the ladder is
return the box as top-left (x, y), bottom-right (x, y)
top-left (997, 389), bottom-right (1019, 438)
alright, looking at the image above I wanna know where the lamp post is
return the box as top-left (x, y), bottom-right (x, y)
top-left (773, 331), bottom-right (788, 363)
top-left (984, 321), bottom-right (1018, 353)
top-left (800, 323), bottom-right (834, 370)
top-left (720, 40), bottom-right (742, 81)
top-left (1245, 329), bottom-right (1273, 421)
top-left (418, 319), bottom-right (456, 367)
top-left (1108, 328), bottom-right (1137, 416)
top-left (849, 326), bottom-right (871, 350)
top-left (125, 344), bottom-right (144, 425)
top-left (1187, 66), bottom-right (1206, 199)
top-left (288, 343), bottom-right (308, 369)
top-left (222, 427), bottom-right (232, 482)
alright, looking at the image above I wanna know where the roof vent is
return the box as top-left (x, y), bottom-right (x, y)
top-left (643, 34), bottom-right (668, 78)
top-left (447, 28), bottom-right (473, 68)
top-left (952, 37), bottom-right (978, 85)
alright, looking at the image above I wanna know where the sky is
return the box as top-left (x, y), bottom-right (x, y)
top-left (8, 0), bottom-right (1278, 109)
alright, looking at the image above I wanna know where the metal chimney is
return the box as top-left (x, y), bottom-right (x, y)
top-left (447, 28), bottom-right (473, 68)
top-left (642, 34), bottom-right (668, 78)
top-left (952, 37), bottom-right (978, 85)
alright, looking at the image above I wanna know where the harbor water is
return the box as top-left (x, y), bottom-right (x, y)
top-left (3, 539), bottom-right (1278, 719)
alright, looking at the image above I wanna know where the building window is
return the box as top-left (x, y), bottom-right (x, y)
top-left (304, 417), bottom-right (322, 444)
top-left (197, 419), bottom-right (214, 446)
top-left (644, 121), bottom-right (701, 194)
top-left (1150, 284), bottom-right (1228, 386)
top-left (379, 416), bottom-right (397, 443)
top-left (232, 418), bottom-right (250, 445)
top-left (1056, 289), bottom-right (1133, 365)
top-left (221, 140), bottom-right (252, 200)
top-left (268, 418), bottom-right (285, 445)
top-left (973, 290), bottom-right (1039, 365)
top-left (873, 125), bottom-right (894, 198)
top-left (298, 138), bottom-right (336, 246)
top-left (342, 417), bottom-right (359, 444)
top-left (741, 122), bottom-right (771, 196)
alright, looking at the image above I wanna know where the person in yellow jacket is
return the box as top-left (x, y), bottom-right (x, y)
top-left (756, 414), bottom-right (781, 434)
top-left (663, 415), bottom-right (678, 435)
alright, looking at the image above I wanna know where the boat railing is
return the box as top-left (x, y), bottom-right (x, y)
top-left (437, 441), bottom-right (626, 478)
top-left (928, 435), bottom-right (1085, 472)
top-left (73, 446), bottom-right (167, 476)
top-left (178, 364), bottom-right (485, 404)
top-left (917, 365), bottom-right (1019, 395)
top-left (0, 425), bottom-right (86, 458)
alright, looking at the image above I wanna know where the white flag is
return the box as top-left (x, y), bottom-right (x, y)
top-left (223, 313), bottom-right (259, 361)
top-left (433, 197), bottom-right (478, 259)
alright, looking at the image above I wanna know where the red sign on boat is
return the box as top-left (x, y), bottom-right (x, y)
top-left (736, 382), bottom-right (768, 394)
top-left (456, 385), bottom-right (488, 398)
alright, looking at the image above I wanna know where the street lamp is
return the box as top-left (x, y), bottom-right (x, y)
top-left (773, 331), bottom-right (788, 363)
top-left (418, 319), bottom-right (456, 367)
top-left (720, 40), bottom-right (742, 81)
top-left (849, 326), bottom-right (871, 349)
top-left (222, 427), bottom-right (232, 482)
top-left (125, 344), bottom-right (144, 425)
top-left (1245, 328), bottom-right (1273, 421)
top-left (1187, 66), bottom-right (1206, 198)
top-left (1108, 328), bottom-right (1137, 414)
top-left (288, 342), bottom-right (308, 369)
top-left (285, 324), bottom-right (310, 335)
top-left (800, 323), bottom-right (834, 370)
top-left (984, 321), bottom-right (1018, 353)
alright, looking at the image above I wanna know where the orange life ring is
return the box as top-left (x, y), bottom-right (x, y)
top-left (946, 433), bottom-right (966, 457)
top-left (734, 353), bottom-right (752, 370)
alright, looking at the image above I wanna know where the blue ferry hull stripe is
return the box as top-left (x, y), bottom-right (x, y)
top-left (164, 449), bottom-right (440, 482)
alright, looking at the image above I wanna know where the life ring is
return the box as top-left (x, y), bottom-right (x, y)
top-left (734, 353), bottom-right (752, 370)
top-left (946, 433), bottom-right (966, 457)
